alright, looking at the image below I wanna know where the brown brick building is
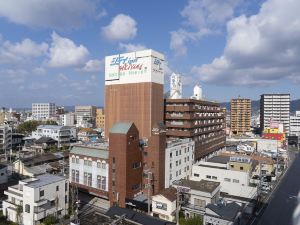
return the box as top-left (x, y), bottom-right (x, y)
top-left (105, 50), bottom-right (166, 207)
top-left (109, 122), bottom-right (143, 207)
top-left (164, 98), bottom-right (226, 160)
top-left (230, 98), bottom-right (251, 135)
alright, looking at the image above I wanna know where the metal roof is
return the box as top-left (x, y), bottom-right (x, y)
top-left (173, 179), bottom-right (220, 193)
top-left (70, 145), bottom-right (108, 159)
top-left (109, 122), bottom-right (133, 134)
top-left (206, 202), bottom-right (241, 221)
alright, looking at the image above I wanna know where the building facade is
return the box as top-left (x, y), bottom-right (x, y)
top-left (260, 94), bottom-right (290, 134)
top-left (290, 111), bottom-right (300, 137)
top-left (165, 138), bottom-right (194, 188)
top-left (59, 113), bottom-right (75, 126)
top-left (32, 125), bottom-right (76, 148)
top-left (96, 108), bottom-right (105, 129)
top-left (75, 106), bottom-right (97, 127)
top-left (191, 156), bottom-right (257, 199)
top-left (0, 124), bottom-right (12, 154)
top-left (32, 103), bottom-right (56, 120)
top-left (230, 98), bottom-right (251, 135)
top-left (69, 145), bottom-right (109, 199)
top-left (3, 174), bottom-right (68, 225)
top-left (105, 50), bottom-right (166, 206)
top-left (164, 98), bottom-right (226, 160)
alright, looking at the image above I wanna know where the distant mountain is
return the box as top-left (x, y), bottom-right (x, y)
top-left (221, 99), bottom-right (300, 112)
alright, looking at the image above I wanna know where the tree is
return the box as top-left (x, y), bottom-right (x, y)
top-left (16, 205), bottom-right (23, 225)
top-left (43, 215), bottom-right (56, 225)
top-left (179, 215), bottom-right (203, 225)
top-left (16, 121), bottom-right (41, 135)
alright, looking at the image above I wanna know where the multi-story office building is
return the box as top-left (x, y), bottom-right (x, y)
top-left (75, 105), bottom-right (97, 127)
top-left (96, 108), bottom-right (105, 129)
top-left (32, 103), bottom-right (56, 120)
top-left (59, 113), bottom-right (75, 126)
top-left (164, 138), bottom-right (194, 188)
top-left (164, 98), bottom-right (226, 160)
top-left (105, 49), bottom-right (166, 207)
top-left (230, 98), bottom-right (251, 135)
top-left (31, 125), bottom-right (76, 148)
top-left (3, 174), bottom-right (68, 225)
top-left (69, 144), bottom-right (109, 199)
top-left (260, 94), bottom-right (290, 134)
top-left (290, 111), bottom-right (300, 137)
top-left (0, 124), bottom-right (12, 154)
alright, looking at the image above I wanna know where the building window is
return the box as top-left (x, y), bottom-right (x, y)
top-left (179, 150), bottom-right (181, 155)
top-left (132, 162), bottom-right (141, 169)
top-left (179, 160), bottom-right (181, 165)
top-left (179, 169), bottom-right (181, 175)
top-left (84, 160), bottom-right (88, 166)
top-left (87, 173), bottom-right (92, 186)
top-left (176, 151), bottom-right (178, 156)
top-left (212, 176), bottom-right (217, 180)
top-left (71, 170), bottom-right (75, 182)
top-left (230, 165), bottom-right (234, 168)
top-left (97, 176), bottom-right (102, 189)
top-left (176, 171), bottom-right (178, 176)
top-left (206, 175), bottom-right (211, 179)
top-left (76, 158), bottom-right (79, 164)
top-left (65, 182), bottom-right (68, 192)
top-left (170, 174), bottom-right (172, 180)
top-left (176, 161), bottom-right (178, 166)
top-left (71, 157), bottom-right (75, 163)
top-left (56, 185), bottom-right (59, 191)
top-left (170, 163), bottom-right (172, 169)
top-left (25, 204), bottom-right (30, 213)
top-left (240, 167), bottom-right (244, 170)
top-left (84, 172), bottom-right (88, 185)
top-left (102, 176), bottom-right (106, 190)
top-left (233, 179), bottom-right (239, 183)
top-left (65, 195), bottom-right (68, 204)
top-left (132, 183), bottom-right (140, 190)
top-left (75, 170), bottom-right (79, 183)
top-left (97, 162), bottom-right (101, 168)
top-left (102, 162), bottom-right (106, 169)
top-left (40, 190), bottom-right (44, 197)
top-left (194, 173), bottom-right (199, 177)
top-left (224, 178), bottom-right (231, 182)
top-left (88, 160), bottom-right (92, 166)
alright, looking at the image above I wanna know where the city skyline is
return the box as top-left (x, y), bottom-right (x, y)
top-left (0, 0), bottom-right (299, 108)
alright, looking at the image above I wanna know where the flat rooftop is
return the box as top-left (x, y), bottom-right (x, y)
top-left (173, 179), bottom-right (220, 193)
top-left (25, 174), bottom-right (66, 188)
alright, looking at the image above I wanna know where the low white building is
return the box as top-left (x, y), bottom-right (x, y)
top-left (165, 138), bottom-right (195, 188)
top-left (69, 144), bottom-right (109, 199)
top-left (32, 125), bottom-right (76, 148)
top-left (191, 156), bottom-right (257, 199)
top-left (151, 187), bottom-right (177, 222)
top-left (173, 179), bottom-right (221, 217)
top-left (2, 174), bottom-right (68, 225)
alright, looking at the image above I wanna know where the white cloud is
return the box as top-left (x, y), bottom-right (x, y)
top-left (119, 43), bottom-right (146, 52)
top-left (47, 32), bottom-right (89, 68)
top-left (0, 0), bottom-right (97, 30)
top-left (82, 59), bottom-right (104, 72)
top-left (32, 67), bottom-right (46, 75)
top-left (170, 0), bottom-right (241, 56)
top-left (0, 38), bottom-right (48, 64)
top-left (193, 0), bottom-right (300, 86)
top-left (102, 14), bottom-right (137, 41)
top-left (28, 83), bottom-right (49, 90)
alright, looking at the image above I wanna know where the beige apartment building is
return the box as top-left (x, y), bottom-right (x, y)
top-left (230, 98), bottom-right (251, 135)
top-left (96, 108), bottom-right (105, 129)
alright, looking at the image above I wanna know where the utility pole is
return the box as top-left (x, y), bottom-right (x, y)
top-left (147, 171), bottom-right (152, 215)
top-left (176, 188), bottom-right (180, 225)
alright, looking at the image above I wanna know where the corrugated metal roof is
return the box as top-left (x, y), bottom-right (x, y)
top-left (109, 122), bottom-right (133, 134)
top-left (70, 145), bottom-right (108, 159)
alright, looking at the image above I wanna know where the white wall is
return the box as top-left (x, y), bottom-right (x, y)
top-left (191, 164), bottom-right (257, 199)
top-left (165, 139), bottom-right (194, 188)
top-left (151, 195), bottom-right (176, 222)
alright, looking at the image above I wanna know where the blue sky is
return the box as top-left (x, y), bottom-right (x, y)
top-left (0, 0), bottom-right (299, 108)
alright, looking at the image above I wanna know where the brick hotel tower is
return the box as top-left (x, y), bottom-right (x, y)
top-left (105, 50), bottom-right (166, 207)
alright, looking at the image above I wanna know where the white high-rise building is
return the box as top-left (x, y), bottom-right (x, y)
top-left (32, 103), bottom-right (56, 120)
top-left (260, 94), bottom-right (290, 134)
top-left (0, 125), bottom-right (12, 154)
top-left (290, 111), bottom-right (300, 137)
top-left (60, 113), bottom-right (75, 126)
